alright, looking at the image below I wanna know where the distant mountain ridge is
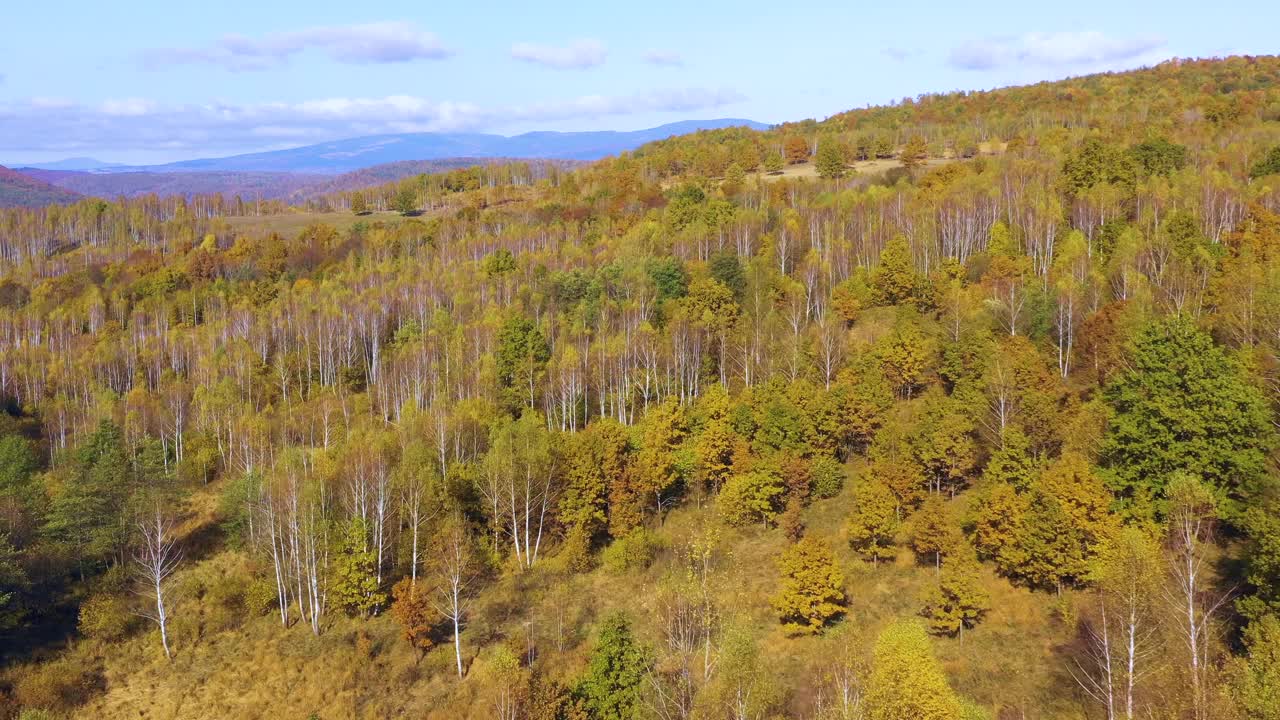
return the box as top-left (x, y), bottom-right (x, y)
top-left (22, 157), bottom-right (128, 172)
top-left (17, 158), bottom-right (583, 201)
top-left (0, 165), bottom-right (81, 207)
top-left (21, 119), bottom-right (769, 176)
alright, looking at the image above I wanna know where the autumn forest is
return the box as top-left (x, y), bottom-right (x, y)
top-left (3, 56), bottom-right (1280, 720)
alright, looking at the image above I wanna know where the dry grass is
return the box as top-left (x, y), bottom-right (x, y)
top-left (221, 210), bottom-right (407, 238)
top-left (12, 453), bottom-right (1084, 719)
top-left (757, 156), bottom-right (957, 183)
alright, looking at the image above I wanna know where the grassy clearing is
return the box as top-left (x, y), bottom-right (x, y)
top-left (220, 210), bottom-right (407, 238)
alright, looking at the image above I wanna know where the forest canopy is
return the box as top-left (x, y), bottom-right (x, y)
top-left (2, 55), bottom-right (1280, 720)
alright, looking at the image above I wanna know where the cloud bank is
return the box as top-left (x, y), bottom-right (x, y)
top-left (510, 40), bottom-right (607, 69)
top-left (948, 31), bottom-right (1165, 71)
top-left (143, 22), bottom-right (452, 71)
top-left (0, 88), bottom-right (746, 156)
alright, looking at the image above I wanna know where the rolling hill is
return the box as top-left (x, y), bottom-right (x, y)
top-left (16, 158), bottom-right (582, 202)
top-left (0, 165), bottom-right (81, 207)
top-left (6, 56), bottom-right (1280, 720)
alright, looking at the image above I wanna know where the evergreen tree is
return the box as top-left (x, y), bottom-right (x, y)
top-left (1249, 145), bottom-right (1280, 179)
top-left (1233, 614), bottom-right (1280, 718)
top-left (0, 433), bottom-right (40, 542)
top-left (0, 533), bottom-right (28, 631)
top-left (495, 313), bottom-right (551, 415)
top-left (560, 419), bottom-right (628, 568)
top-left (1102, 317), bottom-right (1274, 515)
top-left (575, 613), bottom-right (653, 720)
top-left (871, 236), bottom-right (924, 307)
top-left (912, 394), bottom-right (979, 496)
top-left (815, 141), bottom-right (849, 180)
top-left (980, 428), bottom-right (1038, 491)
top-left (43, 420), bottom-right (132, 574)
top-left (771, 535), bottom-right (846, 635)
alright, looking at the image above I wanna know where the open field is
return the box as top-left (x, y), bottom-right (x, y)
top-left (220, 210), bottom-right (407, 238)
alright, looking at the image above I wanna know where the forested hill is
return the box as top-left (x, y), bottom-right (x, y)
top-left (2, 56), bottom-right (1280, 720)
top-left (0, 166), bottom-right (80, 208)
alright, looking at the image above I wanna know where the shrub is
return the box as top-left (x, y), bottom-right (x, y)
top-left (601, 529), bottom-right (663, 574)
top-left (12, 655), bottom-right (102, 714)
top-left (718, 471), bottom-right (785, 527)
top-left (390, 578), bottom-right (441, 660)
top-left (244, 576), bottom-right (278, 617)
top-left (809, 456), bottom-right (845, 499)
top-left (77, 593), bottom-right (133, 642)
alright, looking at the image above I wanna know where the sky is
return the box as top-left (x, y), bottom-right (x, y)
top-left (0, 0), bottom-right (1275, 165)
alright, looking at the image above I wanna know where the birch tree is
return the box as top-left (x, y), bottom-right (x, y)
top-left (1165, 474), bottom-right (1230, 720)
top-left (134, 507), bottom-right (182, 660)
top-left (433, 516), bottom-right (476, 678)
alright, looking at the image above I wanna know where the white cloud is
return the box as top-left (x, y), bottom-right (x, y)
top-left (642, 49), bottom-right (683, 67)
top-left (142, 22), bottom-right (452, 71)
top-left (948, 31), bottom-right (1166, 71)
top-left (0, 87), bottom-right (745, 155)
top-left (510, 39), bottom-right (607, 69)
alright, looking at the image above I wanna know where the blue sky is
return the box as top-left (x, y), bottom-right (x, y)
top-left (0, 0), bottom-right (1274, 164)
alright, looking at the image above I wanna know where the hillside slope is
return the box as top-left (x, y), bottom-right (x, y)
top-left (3, 57), bottom-right (1280, 720)
top-left (0, 166), bottom-right (81, 208)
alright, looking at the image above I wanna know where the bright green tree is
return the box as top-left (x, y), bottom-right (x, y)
top-left (771, 535), bottom-right (846, 635)
top-left (866, 620), bottom-right (963, 720)
top-left (43, 420), bottom-right (133, 575)
top-left (495, 313), bottom-right (551, 414)
top-left (815, 141), bottom-right (849, 180)
top-left (1102, 317), bottom-right (1274, 515)
top-left (575, 613), bottom-right (653, 720)
top-left (1233, 614), bottom-right (1280, 718)
top-left (719, 470), bottom-right (785, 527)
top-left (332, 518), bottom-right (385, 618)
top-left (871, 236), bottom-right (924, 307)
top-left (0, 533), bottom-right (28, 630)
